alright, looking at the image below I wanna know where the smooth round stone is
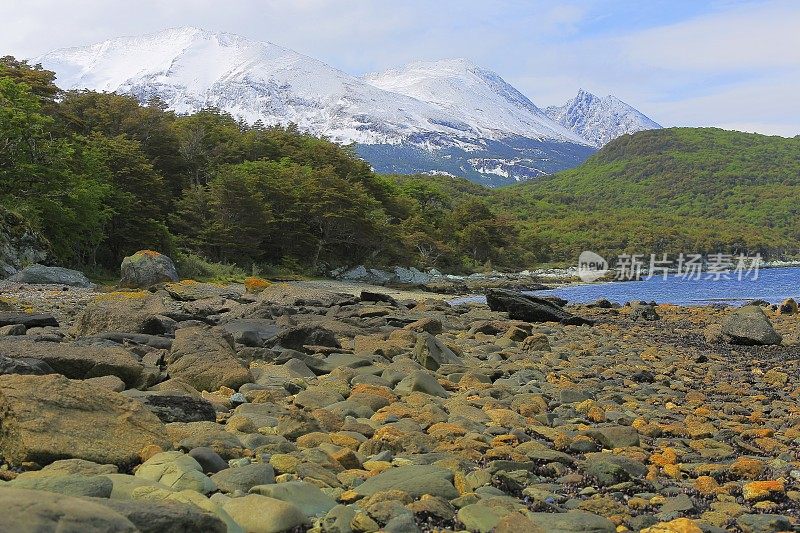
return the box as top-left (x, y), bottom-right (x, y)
top-left (222, 494), bottom-right (306, 533)
top-left (189, 447), bottom-right (229, 474)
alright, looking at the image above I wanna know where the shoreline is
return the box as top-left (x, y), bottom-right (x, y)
top-left (0, 280), bottom-right (798, 532)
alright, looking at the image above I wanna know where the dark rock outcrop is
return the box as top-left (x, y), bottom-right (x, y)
top-left (485, 289), bottom-right (593, 326)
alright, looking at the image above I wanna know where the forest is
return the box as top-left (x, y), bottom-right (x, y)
top-left (0, 57), bottom-right (528, 277)
top-left (2, 57), bottom-right (799, 278)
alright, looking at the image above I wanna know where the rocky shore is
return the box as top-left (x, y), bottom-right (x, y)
top-left (1, 273), bottom-right (799, 532)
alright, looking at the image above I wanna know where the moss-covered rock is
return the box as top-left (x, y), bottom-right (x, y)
top-left (120, 250), bottom-right (179, 288)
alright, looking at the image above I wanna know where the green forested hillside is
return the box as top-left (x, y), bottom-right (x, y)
top-left (0, 57), bottom-right (528, 275)
top-left (493, 128), bottom-right (800, 261)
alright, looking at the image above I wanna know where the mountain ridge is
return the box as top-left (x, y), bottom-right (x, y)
top-left (545, 88), bottom-right (662, 148)
top-left (35, 26), bottom-right (660, 184)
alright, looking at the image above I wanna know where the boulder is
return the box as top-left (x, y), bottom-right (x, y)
top-left (395, 370), bottom-right (449, 398)
top-left (71, 291), bottom-right (172, 337)
top-left (353, 465), bottom-right (459, 499)
top-left (0, 338), bottom-right (146, 387)
top-left (211, 463), bottom-right (275, 494)
top-left (391, 266), bottom-right (431, 286)
top-left (0, 353), bottom-right (54, 376)
top-left (721, 306), bottom-right (782, 346)
top-left (135, 451), bottom-right (216, 494)
top-left (360, 290), bottom-right (399, 306)
top-left (413, 333), bottom-right (462, 371)
top-left (0, 207), bottom-right (50, 279)
top-left (486, 289), bottom-right (593, 325)
top-left (629, 302), bottom-right (660, 321)
top-left (736, 514), bottom-right (793, 533)
top-left (8, 474), bottom-right (114, 498)
top-left (584, 453), bottom-right (647, 486)
top-left (7, 264), bottom-right (93, 288)
top-left (89, 497), bottom-right (227, 533)
top-left (188, 447), bottom-right (229, 474)
top-left (250, 480), bottom-right (337, 517)
top-left (0, 323), bottom-right (26, 335)
top-left (120, 250), bottom-right (179, 288)
top-left (272, 325), bottom-right (340, 352)
top-left (222, 494), bottom-right (307, 533)
top-left (14, 458), bottom-right (118, 478)
top-left (97, 332), bottom-right (173, 350)
top-left (527, 510), bottom-right (616, 533)
top-left (165, 280), bottom-right (242, 301)
top-left (0, 374), bottom-right (169, 466)
top-left (123, 390), bottom-right (217, 423)
top-left (778, 298), bottom-right (798, 315)
top-left (584, 425), bottom-right (640, 449)
top-left (221, 319), bottom-right (279, 346)
top-left (0, 487), bottom-right (138, 532)
top-left (0, 312), bottom-right (58, 328)
top-left (335, 265), bottom-right (393, 285)
top-left (166, 327), bottom-right (253, 392)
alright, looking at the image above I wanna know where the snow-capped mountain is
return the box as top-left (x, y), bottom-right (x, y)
top-left (35, 27), bottom-right (655, 185)
top-left (364, 59), bottom-right (587, 145)
top-left (545, 89), bottom-right (662, 148)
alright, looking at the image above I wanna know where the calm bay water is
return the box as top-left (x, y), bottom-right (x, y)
top-left (528, 266), bottom-right (800, 306)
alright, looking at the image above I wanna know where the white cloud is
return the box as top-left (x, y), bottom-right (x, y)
top-left (0, 0), bottom-right (797, 136)
top-left (621, 0), bottom-right (800, 71)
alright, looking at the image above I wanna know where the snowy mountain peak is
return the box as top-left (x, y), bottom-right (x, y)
top-left (546, 89), bottom-right (661, 148)
top-left (34, 27), bottom-right (658, 184)
top-left (365, 60), bottom-right (588, 144)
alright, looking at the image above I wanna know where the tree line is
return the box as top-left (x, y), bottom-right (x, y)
top-left (0, 57), bottom-right (530, 276)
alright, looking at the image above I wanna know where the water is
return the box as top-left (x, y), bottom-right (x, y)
top-left (451, 267), bottom-right (800, 307)
top-left (530, 266), bottom-right (800, 306)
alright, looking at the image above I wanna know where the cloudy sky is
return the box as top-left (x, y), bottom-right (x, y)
top-left (2, 0), bottom-right (798, 136)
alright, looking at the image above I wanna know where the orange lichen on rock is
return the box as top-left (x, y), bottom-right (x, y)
top-left (244, 276), bottom-right (272, 293)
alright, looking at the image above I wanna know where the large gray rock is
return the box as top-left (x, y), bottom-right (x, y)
top-left (123, 390), bottom-right (217, 423)
top-left (135, 451), bottom-right (216, 494)
top-left (14, 458), bottom-right (118, 477)
top-left (211, 463), bottom-right (275, 494)
top-left (391, 266), bottom-right (431, 285)
top-left (0, 312), bottom-right (58, 328)
top-left (221, 319), bottom-right (280, 347)
top-left (250, 480), bottom-right (337, 517)
top-left (486, 289), bottom-right (593, 325)
top-left (353, 465), bottom-right (458, 499)
top-left (71, 292), bottom-right (173, 337)
top-left (0, 207), bottom-right (49, 279)
top-left (527, 511), bottom-right (616, 532)
top-left (413, 333), bottom-right (462, 371)
top-left (0, 338), bottom-right (146, 387)
top-left (0, 353), bottom-right (54, 376)
top-left (0, 487), bottom-right (138, 532)
top-left (584, 453), bottom-right (647, 486)
top-left (395, 370), bottom-right (449, 398)
top-left (120, 250), bottom-right (179, 288)
top-left (584, 425), bottom-right (640, 449)
top-left (8, 264), bottom-right (93, 287)
top-left (721, 306), bottom-right (782, 345)
top-left (166, 327), bottom-right (253, 392)
top-left (222, 494), bottom-right (307, 533)
top-left (736, 513), bottom-right (793, 533)
top-left (0, 374), bottom-right (169, 467)
top-left (629, 302), bottom-right (660, 321)
top-left (272, 325), bottom-right (340, 352)
top-left (8, 474), bottom-right (113, 498)
top-left (335, 265), bottom-right (393, 285)
top-left (89, 497), bottom-right (227, 533)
